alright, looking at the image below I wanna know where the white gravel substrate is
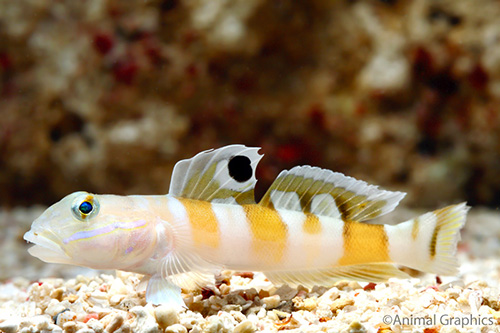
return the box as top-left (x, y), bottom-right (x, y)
top-left (1, 206), bottom-right (500, 333)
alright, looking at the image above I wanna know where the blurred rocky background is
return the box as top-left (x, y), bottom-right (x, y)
top-left (3, 0), bottom-right (500, 283)
top-left (1, 0), bottom-right (500, 209)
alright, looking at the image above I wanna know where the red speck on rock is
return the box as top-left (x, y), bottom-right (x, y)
top-left (354, 102), bottom-right (367, 117)
top-left (113, 58), bottom-right (138, 85)
top-left (83, 313), bottom-right (99, 323)
top-left (93, 33), bottom-right (114, 55)
top-left (308, 104), bottom-right (327, 130)
top-left (185, 64), bottom-right (198, 78)
top-left (363, 282), bottom-right (377, 291)
top-left (134, 30), bottom-right (152, 40)
top-left (182, 30), bottom-right (200, 46)
top-left (108, 5), bottom-right (122, 18)
top-left (143, 39), bottom-right (163, 66)
top-left (423, 285), bottom-right (440, 292)
top-left (457, 242), bottom-right (468, 252)
top-left (276, 144), bottom-right (303, 164)
top-left (416, 90), bottom-right (442, 138)
top-left (0, 53), bottom-right (12, 70)
top-left (201, 287), bottom-right (215, 299)
top-left (234, 72), bottom-right (256, 92)
top-left (468, 64), bottom-right (489, 91)
top-left (412, 47), bottom-right (434, 79)
top-left (234, 272), bottom-right (254, 279)
top-left (37, 282), bottom-right (43, 286)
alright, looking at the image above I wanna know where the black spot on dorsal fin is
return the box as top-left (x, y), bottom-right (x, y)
top-left (228, 155), bottom-right (252, 183)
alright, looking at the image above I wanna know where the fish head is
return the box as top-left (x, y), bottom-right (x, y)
top-left (24, 192), bottom-right (158, 270)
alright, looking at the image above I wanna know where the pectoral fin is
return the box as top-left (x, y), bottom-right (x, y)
top-left (146, 274), bottom-right (184, 307)
top-left (159, 219), bottom-right (220, 291)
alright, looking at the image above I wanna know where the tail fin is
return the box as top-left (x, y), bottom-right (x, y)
top-left (386, 203), bottom-right (469, 276)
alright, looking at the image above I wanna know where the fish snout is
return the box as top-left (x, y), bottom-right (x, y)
top-left (23, 228), bottom-right (72, 264)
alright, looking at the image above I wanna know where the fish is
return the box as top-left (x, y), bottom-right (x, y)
top-left (24, 144), bottom-right (469, 306)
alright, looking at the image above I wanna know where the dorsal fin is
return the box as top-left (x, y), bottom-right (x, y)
top-left (169, 145), bottom-right (263, 204)
top-left (260, 166), bottom-right (405, 221)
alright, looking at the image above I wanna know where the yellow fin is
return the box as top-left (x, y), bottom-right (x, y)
top-left (260, 166), bottom-right (405, 221)
top-left (169, 145), bottom-right (262, 204)
top-left (264, 263), bottom-right (410, 288)
top-left (397, 203), bottom-right (469, 276)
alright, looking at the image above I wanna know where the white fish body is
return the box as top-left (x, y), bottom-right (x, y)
top-left (24, 145), bottom-right (469, 306)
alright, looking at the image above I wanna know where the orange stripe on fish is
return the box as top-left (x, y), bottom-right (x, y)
top-left (243, 205), bottom-right (288, 264)
top-left (179, 198), bottom-right (220, 249)
top-left (411, 217), bottom-right (419, 240)
top-left (302, 213), bottom-right (323, 267)
top-left (338, 221), bottom-right (391, 266)
top-left (303, 214), bottom-right (322, 234)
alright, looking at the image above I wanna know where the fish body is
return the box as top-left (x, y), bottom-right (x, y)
top-left (24, 145), bottom-right (469, 306)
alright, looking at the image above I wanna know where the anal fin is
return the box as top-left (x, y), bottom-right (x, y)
top-left (264, 263), bottom-right (410, 289)
top-left (166, 271), bottom-right (216, 291)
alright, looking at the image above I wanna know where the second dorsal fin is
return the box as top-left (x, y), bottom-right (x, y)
top-left (259, 166), bottom-right (405, 222)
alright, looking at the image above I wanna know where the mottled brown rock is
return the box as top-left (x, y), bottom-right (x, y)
top-left (0, 0), bottom-right (497, 209)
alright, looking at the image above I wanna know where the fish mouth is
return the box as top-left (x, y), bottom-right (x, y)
top-left (24, 230), bottom-right (73, 264)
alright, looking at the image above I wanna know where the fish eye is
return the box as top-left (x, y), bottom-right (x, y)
top-left (71, 193), bottom-right (99, 221)
top-left (79, 201), bottom-right (93, 215)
